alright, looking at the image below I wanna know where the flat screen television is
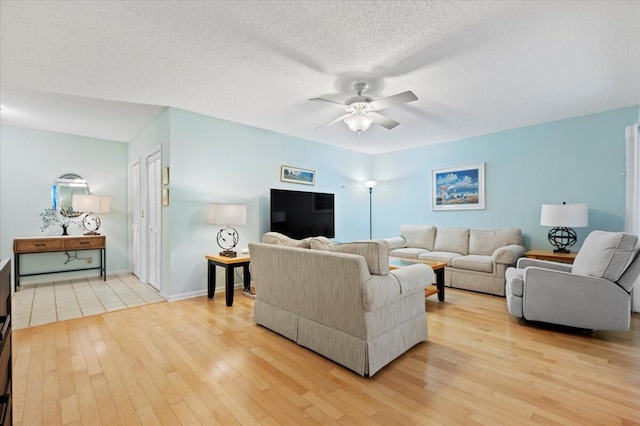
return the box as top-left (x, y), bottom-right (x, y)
top-left (270, 188), bottom-right (335, 239)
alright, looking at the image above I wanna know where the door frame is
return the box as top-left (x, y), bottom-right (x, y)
top-left (145, 149), bottom-right (162, 290)
top-left (128, 158), bottom-right (141, 279)
top-left (138, 146), bottom-right (162, 289)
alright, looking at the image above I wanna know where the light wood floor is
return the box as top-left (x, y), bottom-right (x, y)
top-left (12, 288), bottom-right (640, 425)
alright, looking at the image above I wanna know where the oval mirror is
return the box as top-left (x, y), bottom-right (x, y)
top-left (52, 173), bottom-right (90, 217)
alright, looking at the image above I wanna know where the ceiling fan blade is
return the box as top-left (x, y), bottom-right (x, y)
top-left (309, 97), bottom-right (345, 107)
top-left (316, 113), bottom-right (351, 129)
top-left (370, 91), bottom-right (418, 110)
top-left (369, 112), bottom-right (400, 130)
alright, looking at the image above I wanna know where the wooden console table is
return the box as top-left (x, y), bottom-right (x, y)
top-left (0, 259), bottom-right (12, 425)
top-left (13, 235), bottom-right (106, 290)
top-left (524, 249), bottom-right (577, 264)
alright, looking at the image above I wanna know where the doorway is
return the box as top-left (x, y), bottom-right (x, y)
top-left (128, 160), bottom-right (141, 279)
top-left (146, 151), bottom-right (162, 291)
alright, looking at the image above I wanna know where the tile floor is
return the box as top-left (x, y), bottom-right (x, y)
top-left (12, 273), bottom-right (165, 330)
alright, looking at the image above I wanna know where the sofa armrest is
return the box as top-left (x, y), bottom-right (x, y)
top-left (362, 264), bottom-right (432, 311)
top-left (384, 237), bottom-right (407, 251)
top-left (492, 244), bottom-right (526, 264)
top-left (517, 257), bottom-right (573, 273)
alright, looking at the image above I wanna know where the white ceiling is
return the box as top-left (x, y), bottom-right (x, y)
top-left (1, 1), bottom-right (639, 154)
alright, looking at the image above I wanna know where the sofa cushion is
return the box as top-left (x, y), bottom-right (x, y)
top-left (331, 240), bottom-right (389, 275)
top-left (434, 227), bottom-right (470, 255)
top-left (400, 225), bottom-right (436, 251)
top-left (418, 251), bottom-right (462, 266)
top-left (572, 231), bottom-right (639, 282)
top-left (451, 255), bottom-right (493, 273)
top-left (469, 228), bottom-right (522, 255)
top-left (309, 236), bottom-right (336, 251)
top-left (505, 267), bottom-right (524, 297)
top-left (262, 232), bottom-right (310, 248)
top-left (389, 248), bottom-right (429, 259)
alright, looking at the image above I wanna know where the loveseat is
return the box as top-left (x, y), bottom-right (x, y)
top-left (384, 225), bottom-right (525, 296)
top-left (249, 233), bottom-right (434, 376)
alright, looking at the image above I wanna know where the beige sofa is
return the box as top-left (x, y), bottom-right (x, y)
top-left (384, 225), bottom-right (525, 296)
top-left (249, 233), bottom-right (434, 376)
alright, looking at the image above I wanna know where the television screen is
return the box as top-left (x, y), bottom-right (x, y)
top-left (270, 189), bottom-right (335, 239)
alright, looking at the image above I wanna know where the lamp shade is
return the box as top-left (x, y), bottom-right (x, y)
top-left (208, 204), bottom-right (247, 226)
top-left (364, 180), bottom-right (378, 188)
top-left (540, 203), bottom-right (588, 227)
top-left (344, 114), bottom-right (373, 132)
top-left (72, 194), bottom-right (110, 213)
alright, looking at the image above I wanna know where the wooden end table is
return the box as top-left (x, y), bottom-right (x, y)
top-left (205, 254), bottom-right (251, 306)
top-left (524, 250), bottom-right (577, 264)
top-left (389, 257), bottom-right (447, 301)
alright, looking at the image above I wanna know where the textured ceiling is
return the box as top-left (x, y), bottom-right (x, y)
top-left (1, 1), bottom-right (639, 154)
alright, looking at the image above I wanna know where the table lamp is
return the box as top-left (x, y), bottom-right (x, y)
top-left (72, 194), bottom-right (110, 235)
top-left (208, 203), bottom-right (247, 257)
top-left (540, 202), bottom-right (588, 253)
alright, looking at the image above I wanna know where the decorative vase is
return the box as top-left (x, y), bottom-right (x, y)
top-left (61, 224), bottom-right (69, 236)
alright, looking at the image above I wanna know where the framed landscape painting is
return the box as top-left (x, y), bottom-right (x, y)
top-left (432, 163), bottom-right (485, 210)
top-left (280, 165), bottom-right (315, 185)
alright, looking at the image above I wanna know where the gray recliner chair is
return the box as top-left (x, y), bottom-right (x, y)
top-left (505, 231), bottom-right (640, 331)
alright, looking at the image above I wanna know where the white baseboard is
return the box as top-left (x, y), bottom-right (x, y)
top-left (164, 283), bottom-right (244, 302)
top-left (164, 290), bottom-right (207, 301)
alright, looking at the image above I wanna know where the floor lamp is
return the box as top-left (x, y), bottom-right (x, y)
top-left (365, 180), bottom-right (377, 239)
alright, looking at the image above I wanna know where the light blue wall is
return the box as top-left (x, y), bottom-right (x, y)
top-left (166, 108), bottom-right (371, 297)
top-left (3, 105), bottom-right (636, 296)
top-left (0, 125), bottom-right (129, 280)
top-left (128, 109), bottom-right (171, 291)
top-left (372, 106), bottom-right (640, 249)
top-left (128, 108), bottom-right (170, 165)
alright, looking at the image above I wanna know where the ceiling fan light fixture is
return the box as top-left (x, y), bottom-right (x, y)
top-left (344, 114), bottom-right (373, 132)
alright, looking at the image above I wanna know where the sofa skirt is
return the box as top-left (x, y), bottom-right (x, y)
top-left (445, 267), bottom-right (506, 296)
top-left (297, 313), bottom-right (427, 377)
top-left (254, 299), bottom-right (299, 341)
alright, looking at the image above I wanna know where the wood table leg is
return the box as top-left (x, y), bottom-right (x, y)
top-left (436, 269), bottom-right (445, 301)
top-left (243, 264), bottom-right (251, 292)
top-left (225, 265), bottom-right (234, 306)
top-left (208, 260), bottom-right (216, 298)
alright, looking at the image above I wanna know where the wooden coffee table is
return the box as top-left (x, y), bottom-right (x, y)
top-left (389, 257), bottom-right (447, 301)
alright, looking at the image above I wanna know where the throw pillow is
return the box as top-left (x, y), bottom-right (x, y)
top-left (309, 236), bottom-right (336, 251)
top-left (572, 231), bottom-right (639, 281)
top-left (262, 232), bottom-right (310, 248)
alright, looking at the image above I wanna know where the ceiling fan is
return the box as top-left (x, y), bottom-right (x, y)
top-left (310, 83), bottom-right (418, 133)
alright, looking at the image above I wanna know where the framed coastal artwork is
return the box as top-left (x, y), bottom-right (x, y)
top-left (280, 165), bottom-right (316, 186)
top-left (431, 163), bottom-right (485, 211)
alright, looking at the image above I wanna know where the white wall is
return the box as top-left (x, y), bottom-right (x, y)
top-left (0, 125), bottom-right (129, 280)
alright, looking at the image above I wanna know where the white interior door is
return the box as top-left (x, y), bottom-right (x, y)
top-left (146, 152), bottom-right (162, 290)
top-left (129, 160), bottom-right (141, 278)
